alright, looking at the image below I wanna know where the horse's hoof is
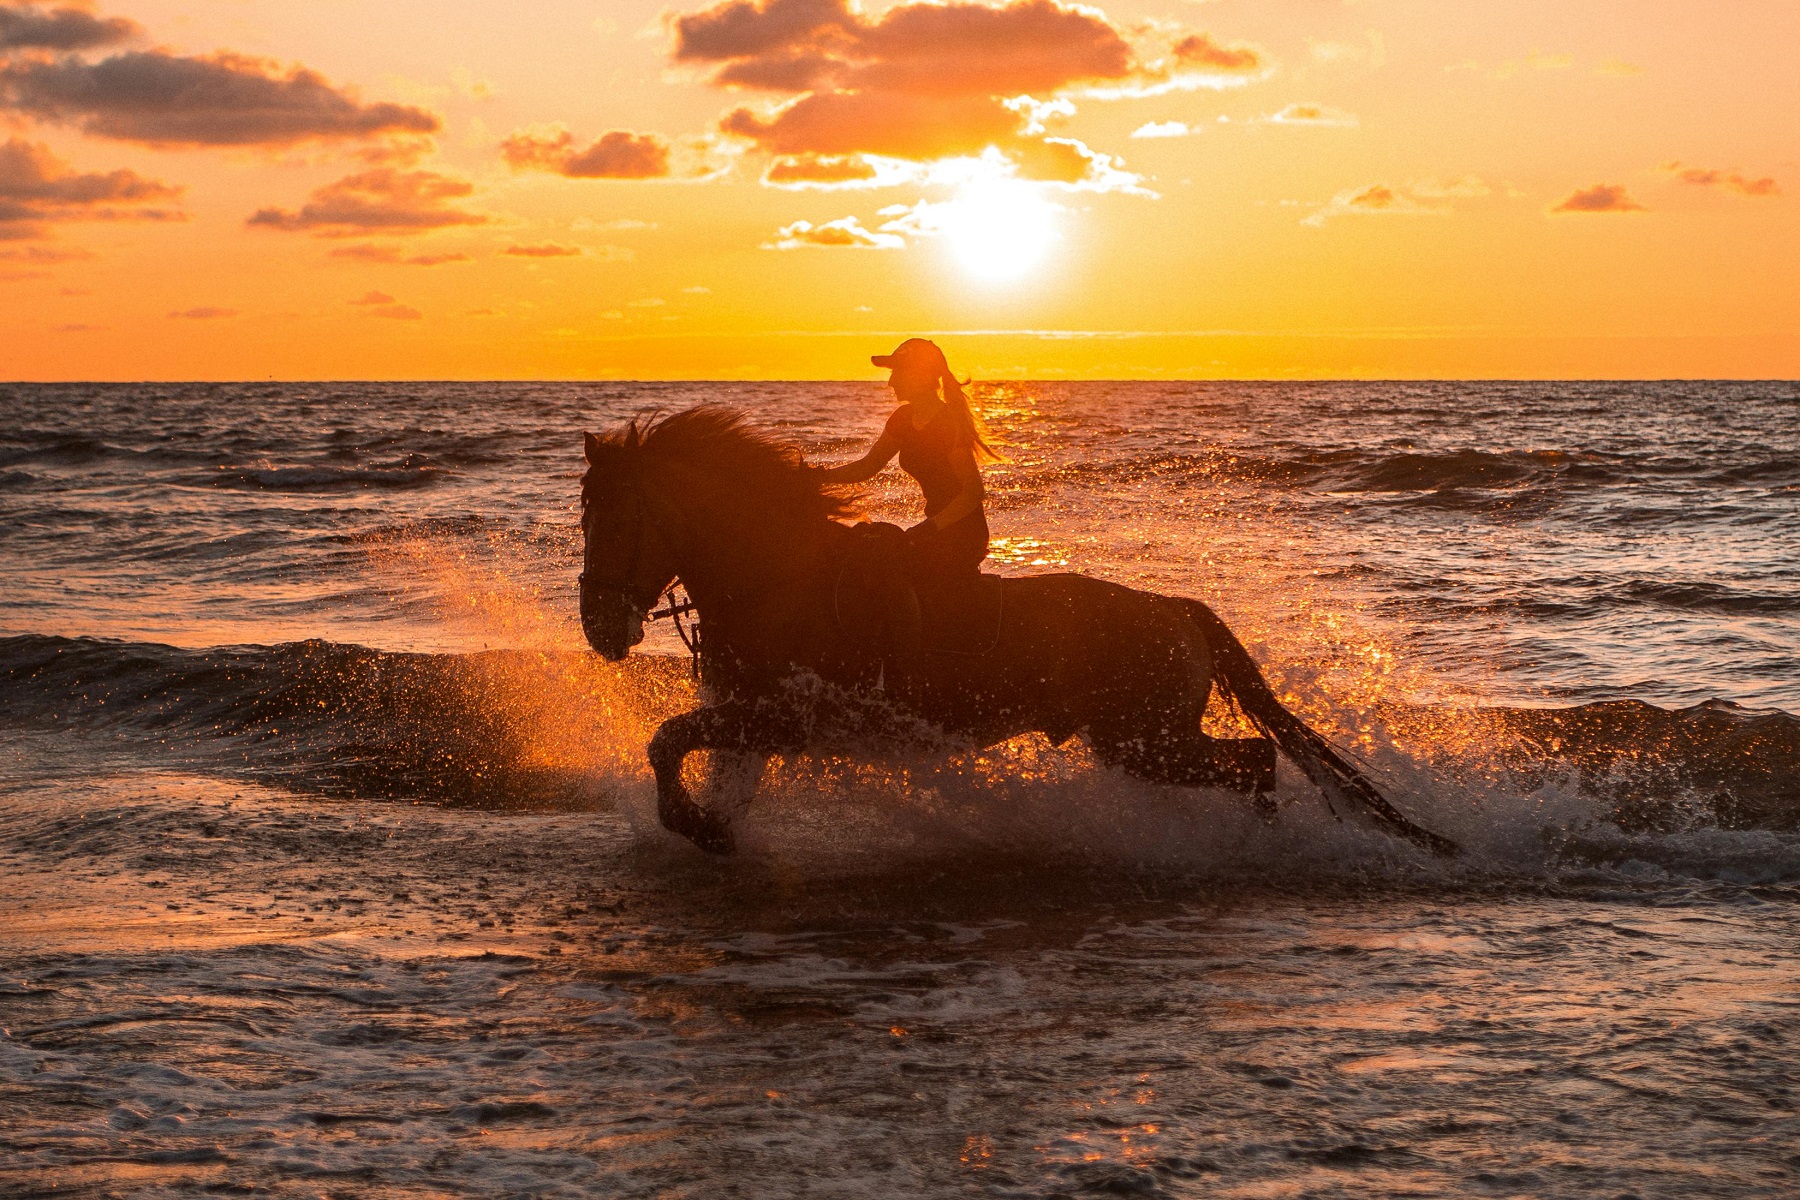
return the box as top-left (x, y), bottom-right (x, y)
top-left (663, 799), bottom-right (735, 855)
top-left (690, 812), bottom-right (736, 856)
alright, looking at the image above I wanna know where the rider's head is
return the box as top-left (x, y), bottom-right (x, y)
top-left (872, 337), bottom-right (949, 401)
top-left (871, 337), bottom-right (1002, 462)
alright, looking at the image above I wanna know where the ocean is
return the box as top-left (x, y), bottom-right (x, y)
top-left (2, 380), bottom-right (1797, 1197)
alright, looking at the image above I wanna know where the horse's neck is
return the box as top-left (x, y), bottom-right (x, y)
top-left (671, 494), bottom-right (834, 613)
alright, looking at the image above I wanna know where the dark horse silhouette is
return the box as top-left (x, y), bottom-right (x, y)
top-left (579, 406), bottom-right (1456, 858)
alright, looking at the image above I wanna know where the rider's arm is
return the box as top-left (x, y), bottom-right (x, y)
top-left (917, 447), bottom-right (985, 529)
top-left (817, 420), bottom-right (903, 484)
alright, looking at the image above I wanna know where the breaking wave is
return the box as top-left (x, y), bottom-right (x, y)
top-left (3, 635), bottom-right (1796, 847)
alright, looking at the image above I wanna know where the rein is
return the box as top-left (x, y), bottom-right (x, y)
top-left (581, 476), bottom-right (706, 678)
top-left (650, 586), bottom-right (703, 679)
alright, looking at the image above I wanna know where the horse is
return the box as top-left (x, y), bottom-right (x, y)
top-left (578, 406), bottom-right (1457, 858)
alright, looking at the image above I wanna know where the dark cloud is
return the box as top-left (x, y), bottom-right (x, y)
top-left (668, 0), bottom-right (1210, 189)
top-left (501, 129), bottom-right (671, 179)
top-left (1669, 163), bottom-right (1780, 197)
top-left (676, 0), bottom-right (1134, 96)
top-left (1171, 33), bottom-right (1261, 73)
top-left (0, 242), bottom-right (91, 261)
top-left (0, 3), bottom-right (139, 51)
top-left (1348, 184), bottom-right (1398, 209)
top-left (671, 0), bottom-right (855, 65)
top-left (328, 243), bottom-right (470, 265)
top-left (503, 242), bottom-right (583, 257)
top-left (0, 134), bottom-right (180, 239)
top-left (764, 153), bottom-right (877, 186)
top-left (1552, 183), bottom-right (1646, 213)
top-left (0, 50), bottom-right (439, 146)
top-left (344, 290), bottom-right (419, 318)
top-left (721, 89), bottom-right (1017, 159)
top-left (168, 305), bottom-right (236, 319)
top-left (854, 0), bottom-right (1133, 95)
top-left (247, 168), bottom-right (486, 235)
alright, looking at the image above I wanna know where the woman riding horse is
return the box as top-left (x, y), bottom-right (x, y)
top-left (818, 339), bottom-right (998, 579)
top-left (577, 406), bottom-right (1458, 859)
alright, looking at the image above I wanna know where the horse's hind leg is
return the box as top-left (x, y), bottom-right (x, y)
top-left (1088, 724), bottom-right (1277, 795)
top-left (696, 751), bottom-right (768, 822)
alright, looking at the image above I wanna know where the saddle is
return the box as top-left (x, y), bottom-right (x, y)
top-left (833, 523), bottom-right (1004, 671)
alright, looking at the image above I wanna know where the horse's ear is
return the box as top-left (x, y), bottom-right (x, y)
top-left (624, 422), bottom-right (640, 450)
top-left (583, 431), bottom-right (603, 463)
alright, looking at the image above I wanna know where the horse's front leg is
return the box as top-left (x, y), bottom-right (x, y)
top-left (647, 701), bottom-right (805, 855)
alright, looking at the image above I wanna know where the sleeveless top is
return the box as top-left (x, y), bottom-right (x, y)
top-left (885, 404), bottom-right (967, 518)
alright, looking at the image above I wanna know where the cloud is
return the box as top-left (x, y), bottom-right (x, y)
top-left (501, 127), bottom-right (671, 179)
top-left (247, 168), bottom-right (486, 235)
top-left (1665, 163), bottom-right (1779, 198)
top-left (1130, 120), bottom-right (1190, 139)
top-left (346, 290), bottom-right (419, 318)
top-left (503, 241), bottom-right (583, 257)
top-left (328, 243), bottom-right (470, 265)
top-left (168, 305), bottom-right (236, 319)
top-left (674, 0), bottom-right (1134, 96)
top-left (1551, 183), bottom-right (1645, 213)
top-left (765, 152), bottom-right (879, 186)
top-left (0, 3), bottom-right (139, 51)
top-left (0, 50), bottom-right (439, 147)
top-left (0, 242), bottom-right (91, 261)
top-left (1266, 103), bottom-right (1358, 128)
top-left (765, 214), bottom-right (902, 249)
top-left (1302, 182), bottom-right (1445, 226)
top-left (670, 0), bottom-right (1236, 188)
top-left (721, 89), bottom-right (1018, 160)
top-left (1171, 33), bottom-right (1260, 73)
top-left (0, 135), bottom-right (180, 239)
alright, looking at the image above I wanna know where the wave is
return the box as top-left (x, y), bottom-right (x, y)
top-left (2, 636), bottom-right (1796, 835)
top-left (1388, 700), bottom-right (1800, 835)
top-left (1021, 446), bottom-right (1800, 498)
top-left (0, 634), bottom-right (683, 808)
top-left (1618, 580), bottom-right (1800, 616)
top-left (190, 457), bottom-right (448, 493)
top-left (0, 434), bottom-right (222, 470)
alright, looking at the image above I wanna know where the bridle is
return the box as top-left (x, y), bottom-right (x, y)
top-left (579, 473), bottom-right (704, 674)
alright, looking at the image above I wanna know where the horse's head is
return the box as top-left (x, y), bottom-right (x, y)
top-left (578, 426), bottom-right (679, 660)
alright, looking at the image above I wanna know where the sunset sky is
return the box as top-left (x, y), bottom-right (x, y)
top-left (3, 0), bottom-right (1795, 380)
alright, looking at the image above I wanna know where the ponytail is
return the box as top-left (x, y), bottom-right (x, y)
top-left (940, 366), bottom-right (1004, 462)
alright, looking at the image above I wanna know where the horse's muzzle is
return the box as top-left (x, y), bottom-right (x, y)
top-left (580, 587), bottom-right (646, 661)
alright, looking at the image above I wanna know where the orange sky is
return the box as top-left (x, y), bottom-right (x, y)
top-left (2, 0), bottom-right (1796, 380)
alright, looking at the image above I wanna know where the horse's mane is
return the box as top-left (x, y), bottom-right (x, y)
top-left (582, 405), bottom-right (855, 522)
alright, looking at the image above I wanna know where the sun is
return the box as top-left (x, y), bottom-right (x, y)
top-left (939, 178), bottom-right (1059, 283)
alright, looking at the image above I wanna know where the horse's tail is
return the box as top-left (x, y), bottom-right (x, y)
top-left (1183, 599), bottom-right (1459, 858)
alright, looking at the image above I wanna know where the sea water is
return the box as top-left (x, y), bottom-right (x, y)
top-left (1, 381), bottom-right (1796, 1197)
